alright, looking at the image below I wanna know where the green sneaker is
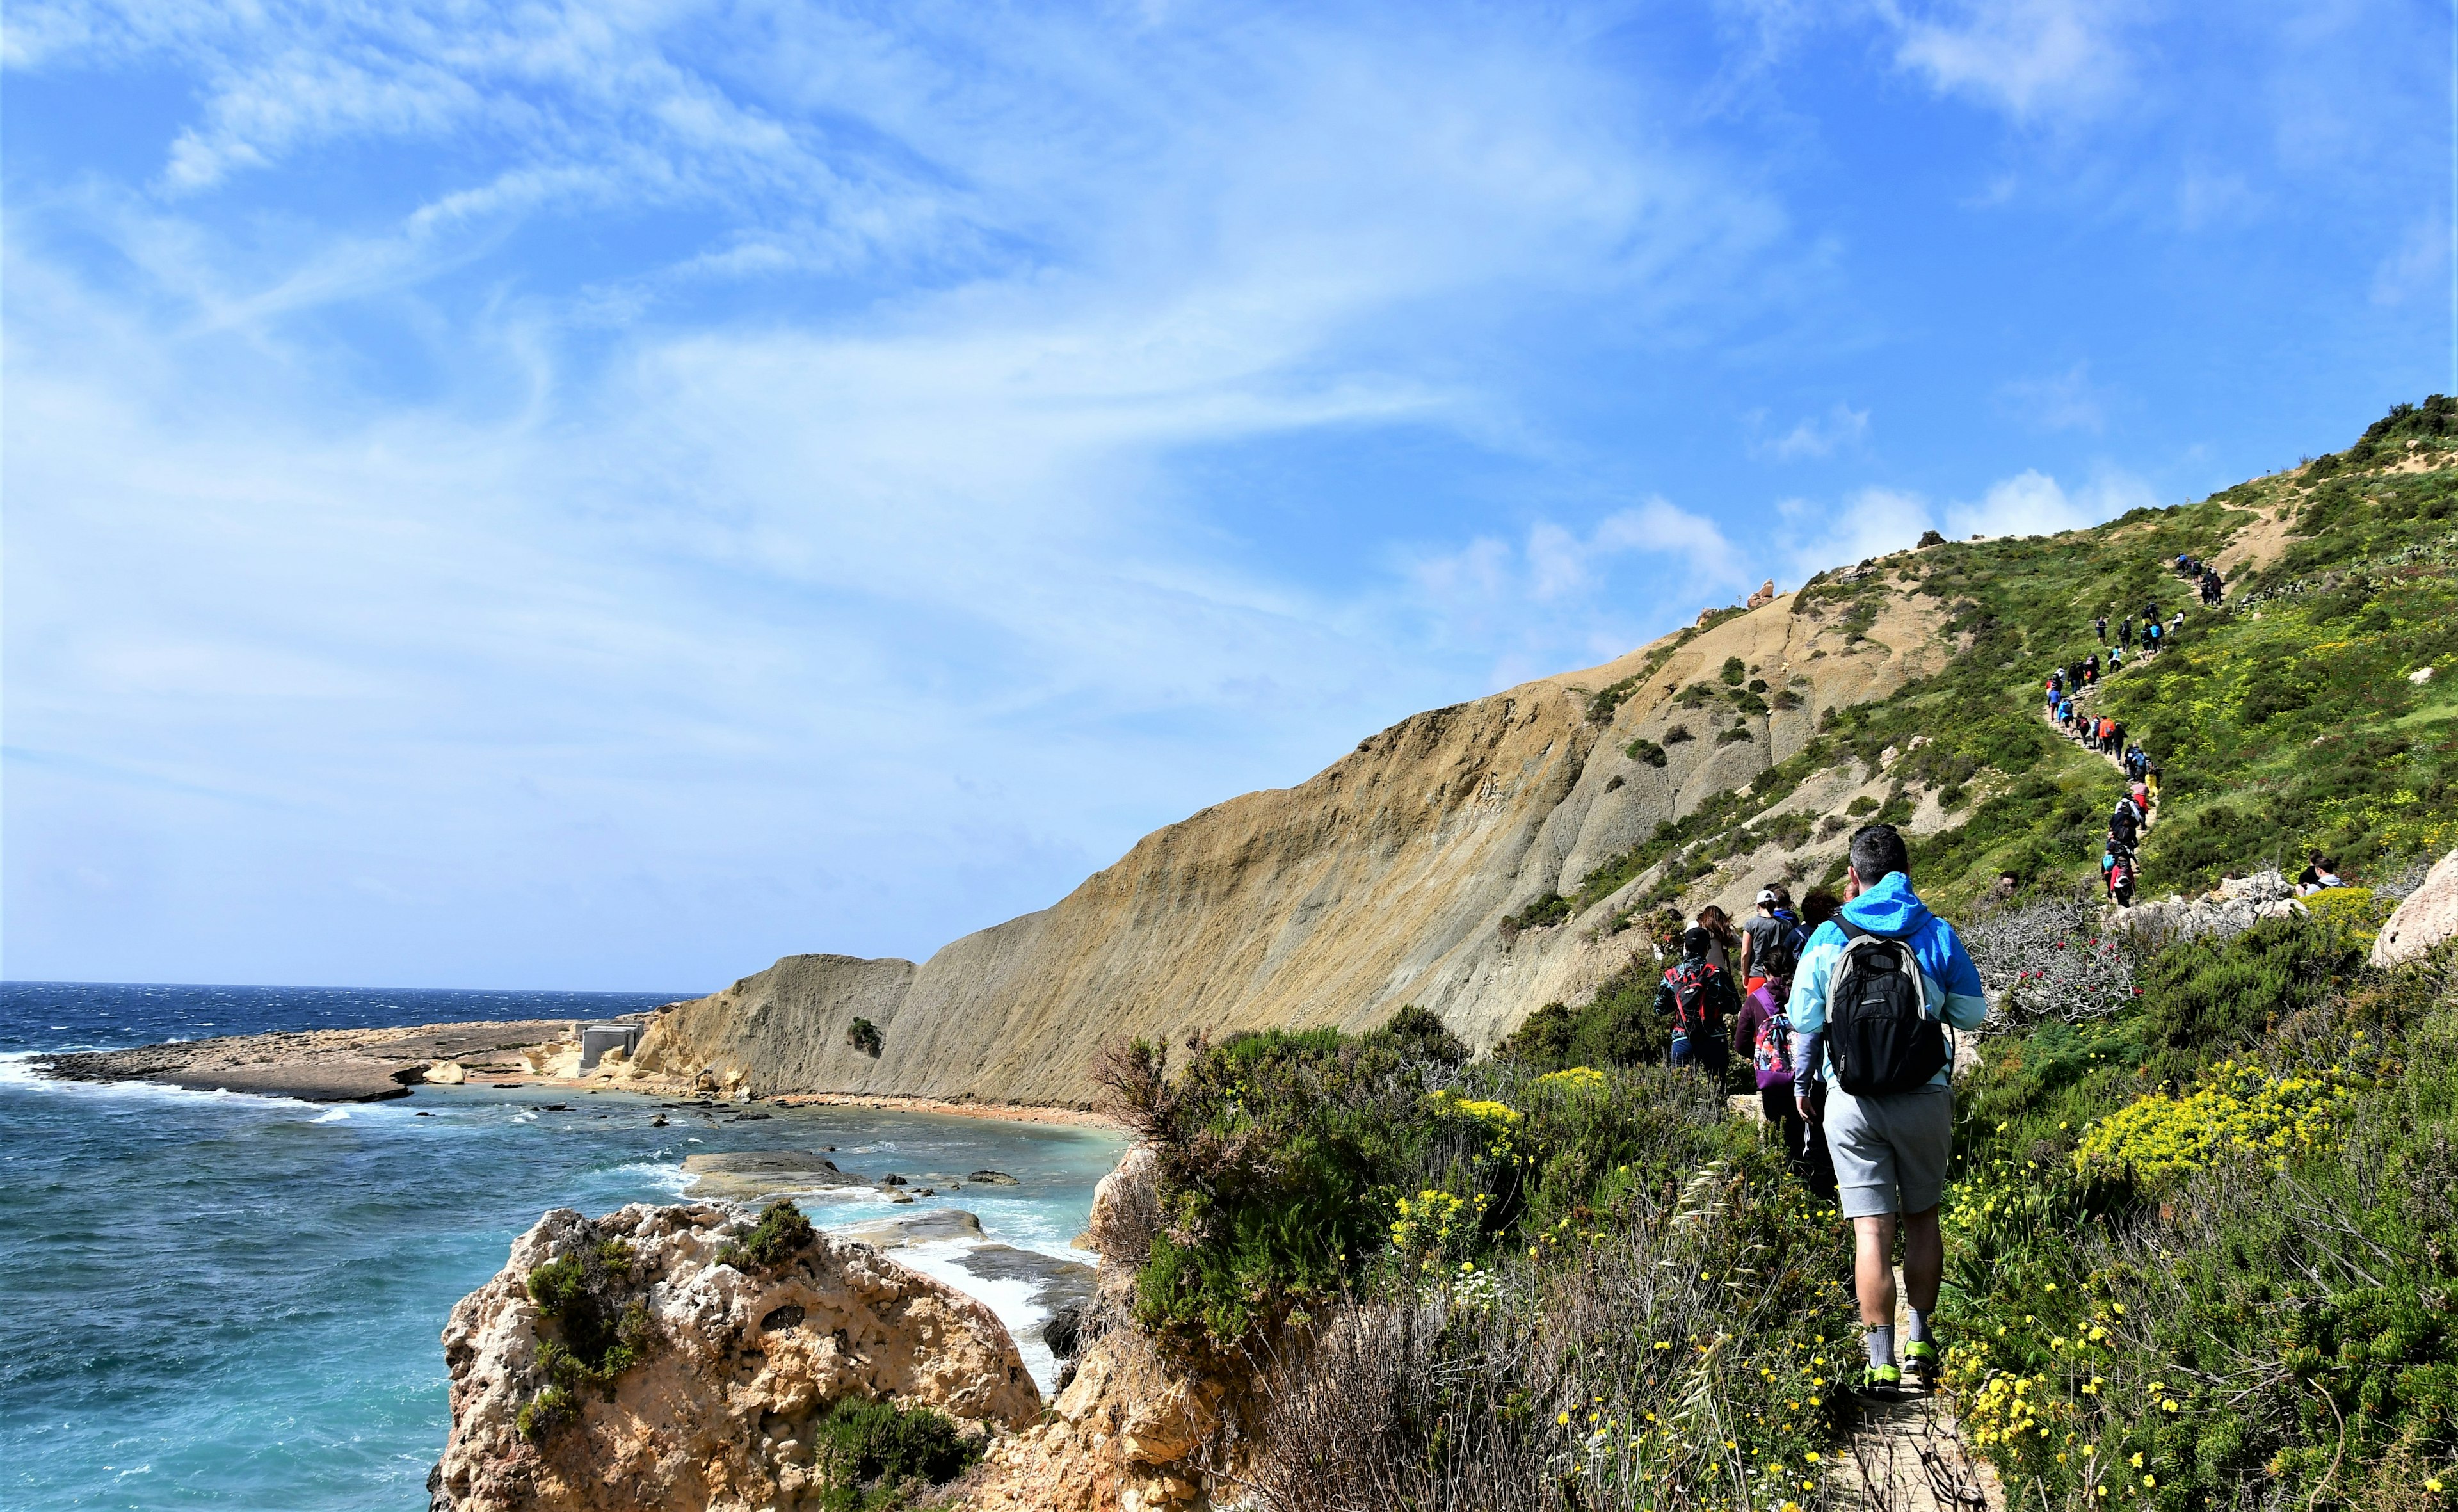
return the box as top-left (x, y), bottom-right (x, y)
top-left (1903, 1340), bottom-right (1940, 1388)
top-left (1854, 1363), bottom-right (1905, 1400)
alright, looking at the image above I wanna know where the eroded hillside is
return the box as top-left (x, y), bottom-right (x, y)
top-left (639, 577), bottom-right (1950, 1105)
top-left (645, 399), bottom-right (2458, 1107)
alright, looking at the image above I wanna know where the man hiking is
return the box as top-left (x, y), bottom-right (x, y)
top-left (1788, 824), bottom-right (1988, 1397)
top-left (1657, 926), bottom-right (1740, 1077)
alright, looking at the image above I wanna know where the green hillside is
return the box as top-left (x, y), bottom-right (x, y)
top-left (1090, 399), bottom-right (2458, 1512)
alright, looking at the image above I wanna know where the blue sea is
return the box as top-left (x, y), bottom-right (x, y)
top-left (0, 983), bottom-right (1127, 1511)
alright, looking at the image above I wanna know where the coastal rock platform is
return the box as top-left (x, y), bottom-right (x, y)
top-left (34, 1018), bottom-right (586, 1102)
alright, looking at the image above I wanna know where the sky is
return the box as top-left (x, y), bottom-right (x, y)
top-left (3, 0), bottom-right (2451, 992)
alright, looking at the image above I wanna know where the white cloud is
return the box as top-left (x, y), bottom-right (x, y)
top-left (1882, 0), bottom-right (2131, 122)
top-left (2372, 217), bottom-right (2451, 307)
top-left (1758, 401), bottom-right (1870, 460)
top-left (1778, 465), bottom-right (2153, 581)
top-left (1998, 362), bottom-right (2106, 432)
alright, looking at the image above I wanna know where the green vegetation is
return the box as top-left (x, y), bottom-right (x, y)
top-left (1100, 1007), bottom-right (1860, 1506)
top-left (810, 1397), bottom-right (979, 1511)
top-left (719, 1200), bottom-right (818, 1271)
top-left (517, 1235), bottom-right (658, 1442)
top-left (847, 1016), bottom-right (885, 1057)
top-left (1625, 736), bottom-right (1668, 767)
top-left (1941, 911), bottom-right (2458, 1509)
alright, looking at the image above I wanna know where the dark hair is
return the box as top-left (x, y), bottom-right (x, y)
top-left (1681, 927), bottom-right (1711, 958)
top-left (1799, 889), bottom-right (1842, 928)
top-left (1695, 905), bottom-right (1737, 946)
top-left (1849, 823), bottom-right (1909, 885)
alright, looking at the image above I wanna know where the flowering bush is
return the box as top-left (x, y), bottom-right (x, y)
top-left (2074, 1059), bottom-right (2355, 1184)
top-left (1961, 894), bottom-right (2141, 1033)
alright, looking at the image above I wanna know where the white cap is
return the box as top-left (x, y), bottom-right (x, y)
top-left (1756, 889), bottom-right (1779, 905)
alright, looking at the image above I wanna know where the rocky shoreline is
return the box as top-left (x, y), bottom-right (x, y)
top-left (31, 1018), bottom-right (592, 1102)
top-left (28, 1017), bottom-right (1121, 1127)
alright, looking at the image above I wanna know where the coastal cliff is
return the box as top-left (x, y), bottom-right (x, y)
top-left (638, 580), bottom-right (1952, 1106)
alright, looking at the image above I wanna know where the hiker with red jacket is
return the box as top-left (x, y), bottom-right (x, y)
top-left (1789, 824), bottom-right (1989, 1399)
top-left (1656, 926), bottom-right (1740, 1078)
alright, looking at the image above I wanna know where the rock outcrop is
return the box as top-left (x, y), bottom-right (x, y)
top-left (2373, 848), bottom-right (2458, 968)
top-left (963, 1145), bottom-right (1229, 1511)
top-left (639, 578), bottom-right (1954, 1106)
top-left (430, 1203), bottom-right (1037, 1512)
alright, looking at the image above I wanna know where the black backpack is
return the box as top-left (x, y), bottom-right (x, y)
top-left (1824, 923), bottom-right (1947, 1095)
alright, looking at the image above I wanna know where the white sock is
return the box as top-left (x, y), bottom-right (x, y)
top-left (1865, 1324), bottom-right (1895, 1370)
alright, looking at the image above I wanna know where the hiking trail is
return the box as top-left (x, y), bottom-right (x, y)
top-left (1826, 1265), bottom-right (2007, 1511)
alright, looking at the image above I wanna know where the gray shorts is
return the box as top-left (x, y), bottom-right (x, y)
top-left (1822, 1082), bottom-right (1954, 1219)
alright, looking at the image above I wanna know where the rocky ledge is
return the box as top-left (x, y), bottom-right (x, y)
top-left (431, 1202), bottom-right (1039, 1512)
top-left (34, 1018), bottom-right (588, 1102)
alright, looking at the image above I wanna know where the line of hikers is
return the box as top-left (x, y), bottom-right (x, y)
top-left (2174, 551), bottom-right (2226, 606)
top-left (1652, 824), bottom-right (1988, 1399)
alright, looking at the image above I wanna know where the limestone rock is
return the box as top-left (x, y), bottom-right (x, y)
top-left (638, 581), bottom-right (1952, 1104)
top-left (429, 1202), bottom-right (1036, 1512)
top-left (2374, 848), bottom-right (2458, 969)
top-left (1747, 578), bottom-right (1776, 609)
top-left (428, 1061), bottom-right (469, 1085)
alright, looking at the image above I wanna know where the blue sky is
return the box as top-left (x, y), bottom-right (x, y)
top-left (3, 0), bottom-right (2450, 991)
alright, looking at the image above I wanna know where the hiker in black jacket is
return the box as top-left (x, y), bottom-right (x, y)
top-left (1657, 927), bottom-right (1740, 1078)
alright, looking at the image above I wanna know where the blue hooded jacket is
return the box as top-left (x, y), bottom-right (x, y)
top-left (1788, 871), bottom-right (1988, 1095)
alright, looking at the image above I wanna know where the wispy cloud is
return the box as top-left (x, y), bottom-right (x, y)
top-left (1999, 362), bottom-right (2107, 433)
top-left (1756, 401), bottom-right (1871, 460)
top-left (1880, 0), bottom-right (2133, 123)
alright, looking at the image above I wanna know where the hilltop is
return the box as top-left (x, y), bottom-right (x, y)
top-left (638, 399), bottom-right (2458, 1107)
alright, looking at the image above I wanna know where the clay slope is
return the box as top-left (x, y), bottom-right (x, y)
top-left (638, 575), bottom-right (1951, 1107)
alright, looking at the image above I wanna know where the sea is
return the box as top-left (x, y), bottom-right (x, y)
top-left (0, 982), bottom-right (1128, 1511)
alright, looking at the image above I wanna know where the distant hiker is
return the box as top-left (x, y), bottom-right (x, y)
top-left (2170, 609), bottom-right (2185, 637)
top-left (1694, 904), bottom-right (1741, 976)
top-left (2108, 718), bottom-right (2126, 758)
top-left (1734, 976), bottom-right (1808, 1180)
top-left (2095, 614), bottom-right (2109, 644)
top-left (1659, 928), bottom-right (1739, 1077)
top-left (1789, 824), bottom-right (1988, 1397)
top-left (1740, 887), bottom-right (1806, 992)
top-left (2146, 599), bottom-right (2162, 625)
top-left (2109, 787), bottom-right (2144, 849)
top-left (2103, 844), bottom-right (2136, 908)
top-left (2315, 858), bottom-right (2344, 889)
top-left (2118, 616), bottom-right (2133, 649)
top-left (2109, 642), bottom-right (2126, 672)
top-left (2085, 652), bottom-right (2101, 684)
top-left (2144, 619), bottom-right (2162, 652)
top-left (2144, 766), bottom-right (2162, 805)
top-left (2296, 851), bottom-right (2324, 892)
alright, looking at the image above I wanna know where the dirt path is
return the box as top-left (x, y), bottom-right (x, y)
top-left (1827, 1267), bottom-right (2006, 1511)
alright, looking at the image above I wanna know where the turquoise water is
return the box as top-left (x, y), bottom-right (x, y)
top-left (0, 984), bottom-right (1126, 1510)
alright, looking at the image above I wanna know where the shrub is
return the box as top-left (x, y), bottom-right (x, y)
top-left (720, 1200), bottom-right (817, 1271)
top-left (1662, 724), bottom-right (1694, 744)
top-left (2074, 1059), bottom-right (2355, 1186)
top-left (518, 1232), bottom-right (655, 1440)
top-left (1715, 727), bottom-right (1753, 744)
top-left (1719, 655), bottom-right (1746, 686)
top-left (1624, 737), bottom-right (1667, 767)
top-left (810, 1397), bottom-right (979, 1509)
top-left (847, 1017), bottom-right (884, 1057)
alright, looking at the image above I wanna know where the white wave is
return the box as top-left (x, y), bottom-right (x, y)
top-left (0, 1053), bottom-right (328, 1111)
top-left (312, 1108), bottom-right (351, 1123)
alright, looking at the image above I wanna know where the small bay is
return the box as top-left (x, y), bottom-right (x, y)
top-left (0, 982), bottom-right (1125, 1511)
